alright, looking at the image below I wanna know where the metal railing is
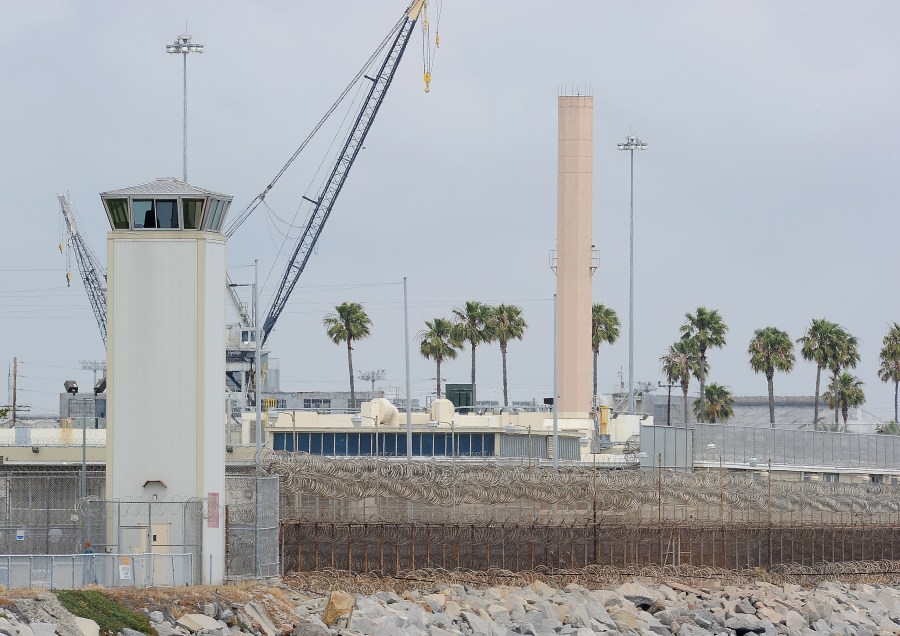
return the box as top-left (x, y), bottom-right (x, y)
top-left (0, 552), bottom-right (193, 589)
top-left (691, 423), bottom-right (900, 470)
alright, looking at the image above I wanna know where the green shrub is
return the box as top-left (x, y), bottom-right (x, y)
top-left (52, 590), bottom-right (155, 636)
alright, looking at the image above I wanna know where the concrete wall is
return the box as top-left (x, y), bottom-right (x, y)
top-left (106, 231), bottom-right (225, 584)
top-left (556, 96), bottom-right (593, 418)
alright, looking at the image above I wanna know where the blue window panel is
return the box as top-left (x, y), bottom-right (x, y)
top-left (471, 434), bottom-right (483, 456)
top-left (310, 433), bottom-right (322, 455)
top-left (412, 433), bottom-right (423, 456)
top-left (273, 433), bottom-right (286, 451)
top-left (396, 434), bottom-right (407, 457)
top-left (360, 433), bottom-right (373, 455)
top-left (297, 432), bottom-right (310, 453)
top-left (484, 433), bottom-right (496, 456)
top-left (335, 433), bottom-right (347, 456)
top-left (323, 433), bottom-right (335, 455)
top-left (457, 433), bottom-right (471, 456)
top-left (383, 433), bottom-right (397, 457)
top-left (421, 433), bottom-right (433, 456)
top-left (347, 433), bottom-right (359, 456)
top-left (433, 433), bottom-right (446, 456)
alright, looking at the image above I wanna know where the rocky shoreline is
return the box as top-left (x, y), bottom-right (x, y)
top-left (2, 578), bottom-right (900, 636)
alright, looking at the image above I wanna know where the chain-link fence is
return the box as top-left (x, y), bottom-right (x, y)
top-left (225, 474), bottom-right (280, 580)
top-left (0, 552), bottom-right (192, 589)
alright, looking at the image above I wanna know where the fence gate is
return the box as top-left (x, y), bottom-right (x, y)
top-left (225, 475), bottom-right (280, 579)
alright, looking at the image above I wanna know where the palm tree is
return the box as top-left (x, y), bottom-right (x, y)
top-left (824, 372), bottom-right (865, 431)
top-left (797, 318), bottom-right (842, 427)
top-left (748, 327), bottom-right (796, 426)
top-left (418, 318), bottom-right (462, 399)
top-left (489, 304), bottom-right (527, 407)
top-left (878, 323), bottom-right (900, 423)
top-left (680, 307), bottom-right (728, 423)
top-left (692, 383), bottom-right (735, 424)
top-left (828, 329), bottom-right (860, 426)
top-left (660, 339), bottom-right (699, 425)
top-left (591, 304), bottom-right (620, 408)
top-left (323, 302), bottom-right (372, 409)
top-left (451, 301), bottom-right (495, 394)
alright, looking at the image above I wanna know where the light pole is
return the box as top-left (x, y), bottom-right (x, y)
top-left (165, 32), bottom-right (204, 182)
top-left (428, 419), bottom-right (456, 517)
top-left (268, 410), bottom-right (297, 455)
top-left (617, 134), bottom-right (647, 414)
top-left (352, 414), bottom-right (381, 516)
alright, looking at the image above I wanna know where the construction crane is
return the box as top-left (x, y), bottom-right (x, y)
top-left (228, 0), bottom-right (432, 345)
top-left (58, 0), bottom-right (437, 399)
top-left (58, 193), bottom-right (108, 345)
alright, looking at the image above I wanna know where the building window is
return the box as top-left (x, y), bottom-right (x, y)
top-left (801, 472), bottom-right (812, 482)
top-left (183, 198), bottom-right (205, 229)
top-left (303, 399), bottom-right (331, 410)
top-left (870, 474), bottom-right (884, 484)
top-left (823, 473), bottom-right (839, 483)
top-left (155, 200), bottom-right (179, 228)
top-left (105, 198), bottom-right (129, 229)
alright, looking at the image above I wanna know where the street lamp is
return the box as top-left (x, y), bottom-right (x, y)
top-left (617, 134), bottom-right (647, 414)
top-left (268, 410), bottom-right (297, 454)
top-left (165, 32), bottom-right (204, 182)
top-left (428, 419), bottom-right (457, 517)
top-left (352, 414), bottom-right (381, 517)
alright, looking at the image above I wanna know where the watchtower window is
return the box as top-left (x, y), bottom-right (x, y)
top-left (183, 199), bottom-right (205, 229)
top-left (133, 199), bottom-right (180, 229)
top-left (155, 200), bottom-right (179, 228)
top-left (133, 200), bottom-right (155, 229)
top-left (105, 199), bottom-right (129, 229)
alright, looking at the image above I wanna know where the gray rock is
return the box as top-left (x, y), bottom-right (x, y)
top-left (461, 611), bottom-right (492, 636)
top-left (428, 627), bottom-right (462, 636)
top-left (784, 609), bottom-right (807, 632)
top-left (736, 600), bottom-right (757, 615)
top-left (725, 613), bottom-right (766, 633)
top-left (0, 619), bottom-right (17, 636)
top-left (289, 619), bottom-right (328, 636)
top-left (27, 626), bottom-right (56, 636)
top-left (148, 612), bottom-right (166, 624)
top-left (616, 583), bottom-right (664, 610)
top-left (679, 625), bottom-right (712, 636)
top-left (154, 624), bottom-right (183, 636)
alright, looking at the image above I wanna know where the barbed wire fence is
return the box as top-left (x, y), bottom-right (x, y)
top-left (260, 451), bottom-right (900, 576)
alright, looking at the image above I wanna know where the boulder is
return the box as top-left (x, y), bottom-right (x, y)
top-left (724, 613), bottom-right (766, 634)
top-left (72, 618), bottom-right (98, 636)
top-left (616, 582), bottom-right (664, 610)
top-left (321, 591), bottom-right (355, 628)
top-left (176, 615), bottom-right (220, 633)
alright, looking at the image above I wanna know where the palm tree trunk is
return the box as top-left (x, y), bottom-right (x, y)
top-left (894, 380), bottom-right (898, 423)
top-left (842, 400), bottom-right (849, 431)
top-left (833, 369), bottom-right (840, 425)
top-left (470, 342), bottom-right (477, 391)
top-left (347, 339), bottom-right (355, 409)
top-left (813, 366), bottom-right (821, 426)
top-left (767, 372), bottom-right (775, 426)
top-left (666, 385), bottom-right (672, 426)
top-left (698, 354), bottom-right (707, 423)
top-left (501, 342), bottom-right (509, 407)
top-left (436, 359), bottom-right (442, 399)
top-left (682, 383), bottom-right (689, 424)
top-left (592, 349), bottom-right (598, 408)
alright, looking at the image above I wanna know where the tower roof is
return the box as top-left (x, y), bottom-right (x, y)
top-left (100, 177), bottom-right (230, 199)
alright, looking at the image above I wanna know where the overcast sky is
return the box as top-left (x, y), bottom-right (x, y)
top-left (1, 1), bottom-right (898, 419)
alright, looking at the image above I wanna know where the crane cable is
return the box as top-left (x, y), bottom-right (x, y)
top-left (421, 0), bottom-right (442, 93)
top-left (224, 15), bottom-right (406, 238)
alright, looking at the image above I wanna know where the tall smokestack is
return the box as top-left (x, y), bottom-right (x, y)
top-left (555, 95), bottom-right (593, 417)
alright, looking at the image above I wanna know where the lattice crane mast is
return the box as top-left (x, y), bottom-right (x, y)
top-left (255, 0), bottom-right (430, 345)
top-left (58, 193), bottom-right (108, 345)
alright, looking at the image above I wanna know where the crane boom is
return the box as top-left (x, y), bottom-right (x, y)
top-left (260, 0), bottom-right (425, 344)
top-left (58, 193), bottom-right (108, 344)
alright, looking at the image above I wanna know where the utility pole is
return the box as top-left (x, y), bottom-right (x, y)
top-left (11, 358), bottom-right (16, 425)
top-left (617, 134), bottom-right (648, 413)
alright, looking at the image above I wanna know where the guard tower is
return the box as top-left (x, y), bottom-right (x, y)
top-left (101, 178), bottom-right (231, 584)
